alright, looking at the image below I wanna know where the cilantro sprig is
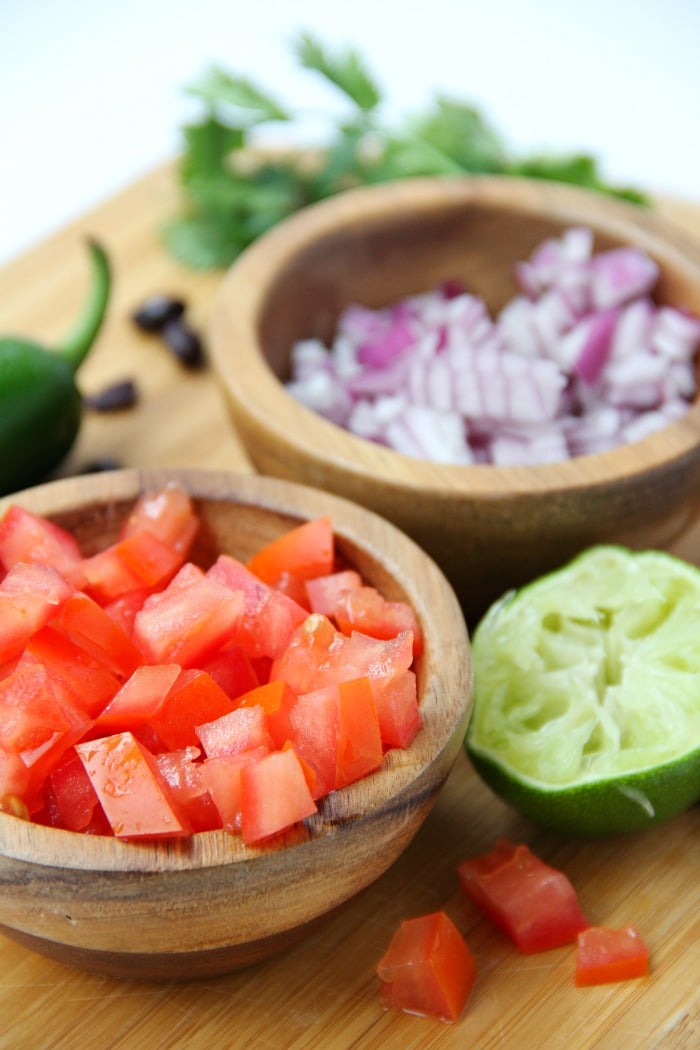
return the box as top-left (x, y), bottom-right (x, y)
top-left (164, 32), bottom-right (646, 270)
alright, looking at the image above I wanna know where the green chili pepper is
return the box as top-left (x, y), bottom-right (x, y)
top-left (0, 239), bottom-right (111, 496)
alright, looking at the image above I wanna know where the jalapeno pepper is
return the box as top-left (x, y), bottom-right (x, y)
top-left (0, 239), bottom-right (111, 496)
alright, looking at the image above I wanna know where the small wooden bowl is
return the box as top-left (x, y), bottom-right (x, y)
top-left (0, 468), bottom-right (471, 980)
top-left (209, 175), bottom-right (700, 624)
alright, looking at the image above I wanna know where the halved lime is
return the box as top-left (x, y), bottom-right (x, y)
top-left (465, 545), bottom-right (700, 837)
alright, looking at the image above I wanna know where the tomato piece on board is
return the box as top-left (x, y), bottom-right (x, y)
top-left (25, 626), bottom-right (122, 718)
top-left (335, 677), bottom-right (383, 789)
top-left (133, 562), bottom-right (243, 667)
top-left (246, 517), bottom-right (334, 586)
top-left (235, 679), bottom-right (298, 750)
top-left (119, 483), bottom-right (199, 556)
top-left (207, 554), bottom-right (308, 659)
top-left (0, 562), bottom-right (73, 663)
top-left (0, 505), bottom-right (85, 586)
top-left (333, 586), bottom-right (424, 657)
top-left (575, 926), bottom-right (650, 986)
top-left (370, 670), bottom-right (422, 749)
top-left (75, 731), bottom-right (191, 838)
top-left (149, 669), bottom-right (236, 751)
top-left (377, 911), bottom-right (477, 1022)
top-left (195, 704), bottom-right (274, 759)
top-left (52, 591), bottom-right (141, 680)
top-left (95, 664), bottom-right (182, 733)
top-left (457, 839), bottom-right (589, 953)
top-left (305, 569), bottom-right (362, 617)
top-left (240, 747), bottom-right (317, 845)
top-left (81, 529), bottom-right (184, 605)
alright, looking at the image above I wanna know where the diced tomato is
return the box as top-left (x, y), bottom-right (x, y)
top-left (48, 749), bottom-right (102, 832)
top-left (333, 585), bottom-right (424, 657)
top-left (0, 505), bottom-right (85, 586)
top-left (81, 530), bottom-right (184, 605)
top-left (119, 483), bottom-right (199, 556)
top-left (240, 747), bottom-right (317, 845)
top-left (52, 591), bottom-right (141, 680)
top-left (575, 925), bottom-right (650, 986)
top-left (246, 517), bottom-right (334, 587)
top-left (235, 679), bottom-right (298, 750)
top-left (0, 562), bottom-right (73, 663)
top-left (0, 746), bottom-right (31, 804)
top-left (305, 569), bottom-right (362, 617)
top-left (75, 731), bottom-right (190, 838)
top-left (0, 654), bottom-right (93, 791)
top-left (458, 839), bottom-right (589, 953)
top-left (25, 627), bottom-right (121, 718)
top-left (149, 669), bottom-right (236, 751)
top-left (370, 670), bottom-right (422, 749)
top-left (103, 588), bottom-right (150, 636)
top-left (207, 554), bottom-right (308, 659)
top-left (199, 748), bottom-right (267, 831)
top-left (155, 746), bottom-right (220, 832)
top-left (335, 677), bottom-right (383, 789)
top-left (95, 664), bottom-right (182, 732)
top-left (133, 563), bottom-right (243, 667)
top-left (377, 911), bottom-right (477, 1022)
top-left (195, 704), bottom-right (274, 759)
top-left (199, 645), bottom-right (260, 702)
top-left (287, 685), bottom-right (339, 799)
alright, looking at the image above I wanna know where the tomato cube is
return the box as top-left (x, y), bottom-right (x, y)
top-left (287, 685), bottom-right (339, 799)
top-left (199, 645), bottom-right (260, 702)
top-left (52, 591), bottom-right (141, 680)
top-left (81, 530), bottom-right (184, 604)
top-left (335, 677), bottom-right (383, 789)
top-left (377, 911), bottom-right (477, 1022)
top-left (0, 505), bottom-right (85, 586)
top-left (195, 704), bottom-right (274, 759)
top-left (156, 747), bottom-right (220, 832)
top-left (0, 562), bottom-right (73, 663)
top-left (458, 839), bottom-right (589, 953)
top-left (119, 483), bottom-right (199, 556)
top-left (149, 669), bottom-right (236, 751)
top-left (246, 517), bottom-right (334, 586)
top-left (96, 664), bottom-right (182, 732)
top-left (240, 747), bottom-right (317, 845)
top-left (75, 731), bottom-right (190, 838)
top-left (25, 627), bottom-right (122, 718)
top-left (370, 670), bottom-right (422, 749)
top-left (48, 749), bottom-right (102, 832)
top-left (235, 679), bottom-right (298, 750)
top-left (575, 925), bottom-right (650, 986)
top-left (332, 585), bottom-right (424, 657)
top-left (199, 748), bottom-right (267, 831)
top-left (133, 563), bottom-right (243, 667)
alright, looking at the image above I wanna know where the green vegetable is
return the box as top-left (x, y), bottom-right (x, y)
top-left (0, 239), bottom-right (111, 496)
top-left (165, 31), bottom-right (648, 270)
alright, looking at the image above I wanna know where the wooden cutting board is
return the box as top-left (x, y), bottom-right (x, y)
top-left (0, 166), bottom-right (698, 1050)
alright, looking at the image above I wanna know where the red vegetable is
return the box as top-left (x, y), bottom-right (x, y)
top-left (0, 488), bottom-right (422, 842)
top-left (575, 925), bottom-right (649, 986)
top-left (377, 911), bottom-right (477, 1022)
top-left (458, 839), bottom-right (589, 953)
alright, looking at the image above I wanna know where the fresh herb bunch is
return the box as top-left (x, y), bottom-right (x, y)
top-left (164, 32), bottom-right (647, 270)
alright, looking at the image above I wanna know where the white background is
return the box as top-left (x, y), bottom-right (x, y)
top-left (1, 0), bottom-right (699, 265)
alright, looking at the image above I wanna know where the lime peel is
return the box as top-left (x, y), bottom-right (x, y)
top-left (466, 545), bottom-right (700, 838)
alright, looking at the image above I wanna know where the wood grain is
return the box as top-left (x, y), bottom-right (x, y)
top-left (0, 165), bottom-right (698, 1047)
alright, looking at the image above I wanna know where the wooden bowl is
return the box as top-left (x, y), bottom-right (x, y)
top-left (209, 175), bottom-right (700, 624)
top-left (0, 468), bottom-right (471, 980)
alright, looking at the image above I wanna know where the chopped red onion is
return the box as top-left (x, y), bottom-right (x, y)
top-left (285, 228), bottom-right (700, 465)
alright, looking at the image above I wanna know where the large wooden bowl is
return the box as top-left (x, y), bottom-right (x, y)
top-left (209, 175), bottom-right (700, 624)
top-left (0, 468), bottom-right (471, 980)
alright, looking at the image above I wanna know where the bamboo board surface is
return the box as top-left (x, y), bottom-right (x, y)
top-left (0, 165), bottom-right (698, 1049)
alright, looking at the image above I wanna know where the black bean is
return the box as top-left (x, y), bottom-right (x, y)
top-left (78, 456), bottom-right (123, 474)
top-left (132, 294), bottom-right (186, 333)
top-left (84, 379), bottom-right (139, 412)
top-left (162, 318), bottom-right (206, 370)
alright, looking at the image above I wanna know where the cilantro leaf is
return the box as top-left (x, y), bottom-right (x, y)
top-left (293, 32), bottom-right (382, 113)
top-left (410, 97), bottom-right (508, 173)
top-left (186, 66), bottom-right (290, 126)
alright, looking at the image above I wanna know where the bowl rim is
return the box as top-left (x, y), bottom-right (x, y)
top-left (0, 466), bottom-right (472, 873)
top-left (209, 174), bottom-right (700, 498)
